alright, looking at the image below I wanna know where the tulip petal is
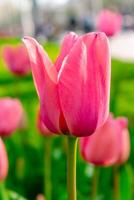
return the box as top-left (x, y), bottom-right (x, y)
top-left (58, 32), bottom-right (111, 137)
top-left (23, 37), bottom-right (57, 97)
top-left (116, 117), bottom-right (128, 129)
top-left (117, 129), bottom-right (130, 164)
top-left (55, 32), bottom-right (78, 72)
top-left (38, 111), bottom-right (54, 136)
top-left (23, 37), bottom-right (61, 133)
top-left (116, 117), bottom-right (130, 164)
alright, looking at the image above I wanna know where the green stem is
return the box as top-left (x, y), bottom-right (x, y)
top-left (91, 166), bottom-right (99, 200)
top-left (113, 165), bottom-right (120, 200)
top-left (0, 182), bottom-right (8, 200)
top-left (67, 136), bottom-right (78, 200)
top-left (44, 137), bottom-right (52, 200)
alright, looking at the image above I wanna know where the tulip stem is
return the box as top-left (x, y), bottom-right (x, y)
top-left (113, 165), bottom-right (120, 200)
top-left (0, 182), bottom-right (8, 200)
top-left (67, 136), bottom-right (78, 200)
top-left (44, 137), bottom-right (52, 200)
top-left (91, 166), bottom-right (99, 200)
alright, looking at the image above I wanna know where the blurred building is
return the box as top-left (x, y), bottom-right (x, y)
top-left (0, 0), bottom-right (134, 38)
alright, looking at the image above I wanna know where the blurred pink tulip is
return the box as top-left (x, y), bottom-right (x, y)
top-left (0, 98), bottom-right (24, 137)
top-left (80, 115), bottom-right (130, 166)
top-left (3, 44), bottom-right (30, 76)
top-left (37, 111), bottom-right (54, 136)
top-left (0, 138), bottom-right (8, 181)
top-left (23, 32), bottom-right (111, 137)
top-left (36, 194), bottom-right (45, 200)
top-left (97, 9), bottom-right (122, 37)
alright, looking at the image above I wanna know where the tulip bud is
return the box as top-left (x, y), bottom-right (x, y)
top-left (23, 32), bottom-right (111, 137)
top-left (0, 98), bottom-right (24, 137)
top-left (3, 44), bottom-right (30, 76)
top-left (79, 114), bottom-right (130, 166)
top-left (97, 9), bottom-right (122, 37)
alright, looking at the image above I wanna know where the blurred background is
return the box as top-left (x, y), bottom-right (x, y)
top-left (0, 0), bottom-right (134, 200)
top-left (0, 0), bottom-right (134, 38)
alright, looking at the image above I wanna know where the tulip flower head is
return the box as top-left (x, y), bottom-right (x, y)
top-left (3, 44), bottom-right (30, 76)
top-left (97, 9), bottom-right (122, 37)
top-left (37, 110), bottom-right (54, 136)
top-left (23, 32), bottom-right (111, 137)
top-left (0, 98), bottom-right (24, 137)
top-left (0, 138), bottom-right (8, 181)
top-left (80, 115), bottom-right (130, 166)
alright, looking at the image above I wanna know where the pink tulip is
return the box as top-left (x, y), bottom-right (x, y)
top-left (0, 98), bottom-right (24, 137)
top-left (37, 110), bottom-right (54, 136)
top-left (23, 32), bottom-right (111, 137)
top-left (3, 44), bottom-right (30, 76)
top-left (79, 115), bottom-right (130, 166)
top-left (0, 138), bottom-right (8, 181)
top-left (97, 9), bottom-right (122, 37)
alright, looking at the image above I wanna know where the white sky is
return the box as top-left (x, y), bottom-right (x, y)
top-left (38, 0), bottom-right (69, 5)
top-left (0, 0), bottom-right (69, 6)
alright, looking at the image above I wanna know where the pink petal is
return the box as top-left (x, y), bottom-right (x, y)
top-left (118, 129), bottom-right (130, 164)
top-left (23, 37), bottom-right (56, 97)
top-left (116, 118), bottom-right (130, 164)
top-left (23, 37), bottom-right (61, 133)
top-left (58, 32), bottom-right (111, 137)
top-left (0, 138), bottom-right (8, 181)
top-left (37, 111), bottom-right (54, 136)
top-left (116, 117), bottom-right (128, 129)
top-left (55, 32), bottom-right (78, 72)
